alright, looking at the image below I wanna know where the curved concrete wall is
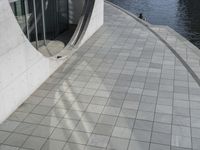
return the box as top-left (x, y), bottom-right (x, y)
top-left (79, 0), bottom-right (104, 46)
top-left (0, 0), bottom-right (103, 123)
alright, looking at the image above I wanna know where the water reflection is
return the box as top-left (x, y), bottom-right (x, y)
top-left (108, 0), bottom-right (200, 49)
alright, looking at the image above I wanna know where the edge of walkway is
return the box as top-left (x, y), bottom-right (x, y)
top-left (105, 1), bottom-right (200, 87)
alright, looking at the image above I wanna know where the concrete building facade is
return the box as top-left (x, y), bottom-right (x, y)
top-left (0, 0), bottom-right (104, 123)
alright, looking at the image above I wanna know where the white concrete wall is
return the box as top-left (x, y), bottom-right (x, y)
top-left (79, 0), bottom-right (104, 46)
top-left (0, 0), bottom-right (66, 123)
top-left (0, 0), bottom-right (103, 123)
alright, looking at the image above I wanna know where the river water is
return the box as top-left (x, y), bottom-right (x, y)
top-left (107, 0), bottom-right (200, 49)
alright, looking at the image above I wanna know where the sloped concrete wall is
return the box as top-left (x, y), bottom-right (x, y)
top-left (79, 0), bottom-right (104, 46)
top-left (0, 0), bottom-right (104, 123)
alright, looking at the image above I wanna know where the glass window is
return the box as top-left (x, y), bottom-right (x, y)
top-left (10, 0), bottom-right (27, 36)
top-left (10, 0), bottom-right (71, 50)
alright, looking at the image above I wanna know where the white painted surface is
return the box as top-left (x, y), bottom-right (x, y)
top-left (0, 0), bottom-right (104, 123)
top-left (79, 0), bottom-right (104, 46)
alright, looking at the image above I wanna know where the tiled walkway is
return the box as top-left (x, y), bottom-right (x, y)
top-left (1, 2), bottom-right (200, 150)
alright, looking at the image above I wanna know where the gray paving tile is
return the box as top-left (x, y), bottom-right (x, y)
top-left (173, 115), bottom-right (190, 126)
top-left (75, 121), bottom-right (96, 133)
top-left (151, 132), bottom-right (171, 145)
top-left (64, 110), bottom-right (84, 120)
top-left (69, 131), bottom-right (90, 144)
top-left (154, 113), bottom-right (172, 124)
top-left (191, 127), bottom-right (200, 138)
top-left (156, 105), bottom-right (172, 114)
top-left (172, 125), bottom-right (191, 137)
top-left (110, 91), bottom-right (126, 100)
top-left (23, 114), bottom-right (44, 124)
top-left (0, 131), bottom-right (10, 144)
top-left (16, 103), bottom-right (35, 113)
top-left (32, 89), bottom-right (49, 97)
top-left (107, 137), bottom-right (129, 150)
top-left (191, 117), bottom-right (200, 128)
top-left (57, 118), bottom-right (79, 130)
top-left (22, 136), bottom-right (46, 150)
top-left (173, 106), bottom-right (190, 117)
top-left (136, 111), bottom-right (154, 121)
top-left (150, 143), bottom-right (170, 150)
top-left (171, 147), bottom-right (192, 150)
top-left (91, 97), bottom-right (108, 105)
top-left (0, 120), bottom-right (20, 132)
top-left (192, 137), bottom-right (200, 150)
top-left (174, 99), bottom-right (189, 108)
top-left (119, 108), bottom-right (137, 118)
top-left (134, 120), bottom-right (153, 131)
top-left (128, 140), bottom-right (150, 150)
top-left (171, 135), bottom-right (192, 148)
top-left (139, 103), bottom-right (156, 112)
top-left (32, 125), bottom-right (54, 138)
top-left (40, 116), bottom-right (62, 127)
top-left (126, 93), bottom-right (141, 102)
top-left (86, 104), bottom-right (104, 114)
top-left (4, 133), bottom-right (28, 147)
top-left (50, 128), bottom-right (72, 141)
top-left (0, 145), bottom-right (19, 150)
top-left (131, 129), bottom-right (151, 142)
top-left (81, 112), bottom-right (100, 123)
top-left (77, 95), bottom-right (93, 103)
top-left (47, 107), bottom-right (68, 118)
top-left (55, 100), bottom-right (73, 109)
top-left (14, 122), bottom-right (36, 135)
top-left (103, 106), bottom-right (120, 116)
top-left (112, 127), bottom-right (132, 139)
top-left (32, 105), bottom-right (51, 115)
top-left (107, 99), bottom-right (124, 107)
top-left (87, 134), bottom-right (109, 148)
top-left (93, 124), bottom-right (113, 136)
top-left (153, 122), bottom-right (171, 134)
top-left (40, 97), bottom-right (59, 107)
top-left (8, 112), bottom-right (28, 122)
top-left (98, 115), bottom-right (117, 125)
top-left (63, 143), bottom-right (85, 150)
top-left (85, 146), bottom-right (106, 150)
top-left (116, 117), bottom-right (134, 129)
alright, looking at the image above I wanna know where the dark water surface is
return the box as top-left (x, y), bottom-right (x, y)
top-left (107, 0), bottom-right (200, 49)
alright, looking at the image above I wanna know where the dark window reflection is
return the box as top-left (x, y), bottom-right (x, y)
top-left (10, 0), bottom-right (27, 35)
